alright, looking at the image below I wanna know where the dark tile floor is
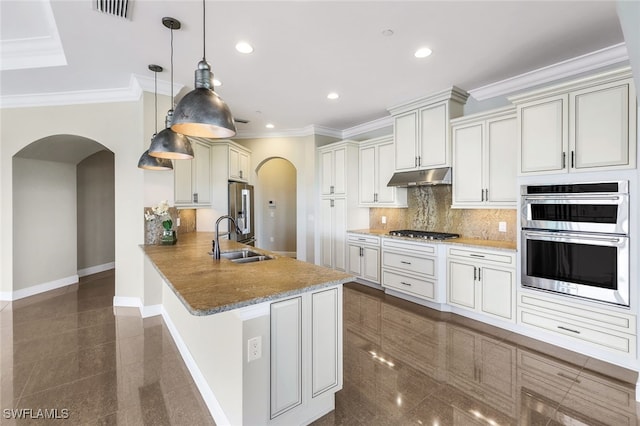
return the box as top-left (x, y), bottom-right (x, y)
top-left (2, 273), bottom-right (639, 425)
top-left (313, 283), bottom-right (640, 426)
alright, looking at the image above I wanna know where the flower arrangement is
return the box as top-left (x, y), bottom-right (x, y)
top-left (145, 200), bottom-right (177, 245)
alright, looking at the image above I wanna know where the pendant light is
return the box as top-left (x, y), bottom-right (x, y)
top-left (171, 0), bottom-right (237, 138)
top-left (148, 17), bottom-right (194, 159)
top-left (137, 65), bottom-right (173, 170)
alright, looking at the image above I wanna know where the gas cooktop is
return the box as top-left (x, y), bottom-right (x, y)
top-left (388, 230), bottom-right (460, 240)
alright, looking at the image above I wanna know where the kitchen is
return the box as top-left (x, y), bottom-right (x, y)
top-left (2, 1), bottom-right (640, 425)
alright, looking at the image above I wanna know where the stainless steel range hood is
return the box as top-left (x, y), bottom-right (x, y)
top-left (387, 167), bottom-right (452, 187)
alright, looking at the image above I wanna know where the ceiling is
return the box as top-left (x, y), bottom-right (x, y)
top-left (0, 1), bottom-right (628, 137)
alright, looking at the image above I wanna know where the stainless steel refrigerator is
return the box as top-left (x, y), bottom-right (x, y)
top-left (228, 182), bottom-right (255, 246)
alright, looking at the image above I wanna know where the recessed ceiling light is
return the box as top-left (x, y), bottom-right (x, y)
top-left (265, 123), bottom-right (274, 129)
top-left (235, 41), bottom-right (254, 54)
top-left (381, 29), bottom-right (394, 37)
top-left (327, 92), bottom-right (339, 100)
top-left (213, 79), bottom-right (222, 87)
top-left (414, 47), bottom-right (432, 58)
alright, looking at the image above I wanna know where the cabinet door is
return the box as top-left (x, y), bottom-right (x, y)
top-left (419, 103), bottom-right (448, 167)
top-left (319, 150), bottom-right (334, 196)
top-left (376, 141), bottom-right (396, 204)
top-left (359, 145), bottom-right (376, 204)
top-left (394, 112), bottom-right (418, 171)
top-left (229, 147), bottom-right (240, 180)
top-left (480, 266), bottom-right (513, 320)
top-left (448, 260), bottom-right (476, 309)
top-left (571, 81), bottom-right (632, 170)
top-left (332, 147), bottom-right (347, 196)
top-left (332, 198), bottom-right (347, 271)
top-left (270, 297), bottom-right (302, 418)
top-left (452, 123), bottom-right (483, 205)
top-left (238, 150), bottom-right (249, 181)
top-left (362, 246), bottom-right (380, 284)
top-left (311, 288), bottom-right (340, 397)
top-left (193, 142), bottom-right (211, 204)
top-left (319, 199), bottom-right (333, 268)
top-left (347, 244), bottom-right (362, 276)
top-left (518, 95), bottom-right (568, 174)
top-left (174, 157), bottom-right (193, 205)
top-left (486, 116), bottom-right (517, 205)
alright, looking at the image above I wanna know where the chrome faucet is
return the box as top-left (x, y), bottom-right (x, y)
top-left (213, 215), bottom-right (241, 259)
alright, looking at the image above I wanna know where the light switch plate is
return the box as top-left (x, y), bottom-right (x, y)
top-left (498, 221), bottom-right (507, 232)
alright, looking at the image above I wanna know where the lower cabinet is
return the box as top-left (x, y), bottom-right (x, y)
top-left (381, 238), bottom-right (439, 301)
top-left (270, 286), bottom-right (342, 421)
top-left (346, 233), bottom-right (380, 284)
top-left (447, 246), bottom-right (516, 322)
top-left (448, 325), bottom-right (517, 417)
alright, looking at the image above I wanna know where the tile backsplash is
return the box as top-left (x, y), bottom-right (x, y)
top-left (369, 185), bottom-right (516, 242)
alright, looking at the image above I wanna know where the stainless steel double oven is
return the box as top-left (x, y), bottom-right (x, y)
top-left (521, 181), bottom-right (630, 306)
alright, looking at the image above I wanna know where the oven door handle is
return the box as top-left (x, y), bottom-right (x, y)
top-left (523, 231), bottom-right (625, 244)
top-left (523, 195), bottom-right (622, 202)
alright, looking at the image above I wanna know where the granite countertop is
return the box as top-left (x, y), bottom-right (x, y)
top-left (142, 232), bottom-right (353, 316)
top-left (348, 229), bottom-right (517, 252)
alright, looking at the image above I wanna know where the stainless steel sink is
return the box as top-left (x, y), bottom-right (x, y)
top-left (217, 250), bottom-right (274, 263)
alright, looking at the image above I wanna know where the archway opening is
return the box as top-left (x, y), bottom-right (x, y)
top-left (255, 157), bottom-right (297, 257)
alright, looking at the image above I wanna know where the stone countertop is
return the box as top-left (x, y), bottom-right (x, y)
top-left (348, 229), bottom-right (517, 252)
top-left (142, 232), bottom-right (353, 316)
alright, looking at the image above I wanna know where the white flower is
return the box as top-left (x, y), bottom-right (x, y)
top-left (145, 200), bottom-right (171, 221)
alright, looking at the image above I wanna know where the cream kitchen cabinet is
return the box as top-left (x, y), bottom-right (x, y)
top-left (509, 67), bottom-right (636, 175)
top-left (358, 136), bottom-right (407, 207)
top-left (317, 141), bottom-right (368, 271)
top-left (447, 246), bottom-right (516, 322)
top-left (447, 325), bottom-right (517, 417)
top-left (388, 87), bottom-right (468, 171)
top-left (229, 144), bottom-right (251, 182)
top-left (346, 233), bottom-right (380, 284)
top-left (270, 286), bottom-right (342, 421)
top-left (381, 238), bottom-right (439, 302)
top-left (451, 107), bottom-right (517, 208)
top-left (174, 139), bottom-right (212, 206)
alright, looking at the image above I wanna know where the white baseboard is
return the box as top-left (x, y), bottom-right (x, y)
top-left (113, 296), bottom-right (142, 310)
top-left (1, 275), bottom-right (79, 301)
top-left (78, 262), bottom-right (115, 277)
top-left (141, 304), bottom-right (162, 318)
top-left (160, 306), bottom-right (230, 425)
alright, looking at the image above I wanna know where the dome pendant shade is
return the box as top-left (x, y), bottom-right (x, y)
top-left (138, 149), bottom-right (173, 170)
top-left (171, 60), bottom-right (237, 138)
top-left (149, 110), bottom-right (194, 159)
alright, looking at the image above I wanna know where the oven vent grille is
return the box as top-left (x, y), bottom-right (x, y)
top-left (94, 0), bottom-right (131, 19)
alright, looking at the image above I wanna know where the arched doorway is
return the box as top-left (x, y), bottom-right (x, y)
top-left (255, 157), bottom-right (297, 256)
top-left (12, 134), bottom-right (114, 297)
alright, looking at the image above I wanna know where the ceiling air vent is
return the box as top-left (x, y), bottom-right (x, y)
top-left (94, 0), bottom-right (131, 19)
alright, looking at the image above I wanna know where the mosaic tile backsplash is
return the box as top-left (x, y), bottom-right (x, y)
top-left (370, 185), bottom-right (517, 242)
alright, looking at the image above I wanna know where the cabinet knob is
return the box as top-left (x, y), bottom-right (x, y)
top-left (193, 193), bottom-right (198, 203)
top-left (239, 170), bottom-right (243, 179)
top-left (562, 152), bottom-right (566, 169)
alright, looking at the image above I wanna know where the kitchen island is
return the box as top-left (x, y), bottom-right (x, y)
top-left (142, 232), bottom-right (353, 426)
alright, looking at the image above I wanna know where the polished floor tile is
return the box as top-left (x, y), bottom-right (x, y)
top-left (0, 270), bottom-right (214, 425)
top-left (313, 282), bottom-right (640, 426)
top-left (2, 274), bottom-right (639, 425)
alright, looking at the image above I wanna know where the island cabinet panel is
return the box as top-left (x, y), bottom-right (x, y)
top-left (311, 288), bottom-right (339, 397)
top-left (270, 297), bottom-right (302, 418)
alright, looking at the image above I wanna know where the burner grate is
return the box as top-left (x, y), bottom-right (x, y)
top-left (388, 230), bottom-right (459, 240)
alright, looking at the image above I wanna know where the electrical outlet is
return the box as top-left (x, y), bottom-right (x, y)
top-left (248, 336), bottom-right (262, 362)
top-left (381, 216), bottom-right (387, 224)
top-left (176, 217), bottom-right (181, 226)
top-left (498, 221), bottom-right (507, 233)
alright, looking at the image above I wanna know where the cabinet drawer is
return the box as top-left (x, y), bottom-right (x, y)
top-left (382, 238), bottom-right (436, 255)
top-left (347, 233), bottom-right (380, 246)
top-left (448, 247), bottom-right (514, 266)
top-left (383, 271), bottom-right (435, 300)
top-left (519, 293), bottom-right (636, 334)
top-left (519, 309), bottom-right (636, 356)
top-left (383, 251), bottom-right (435, 277)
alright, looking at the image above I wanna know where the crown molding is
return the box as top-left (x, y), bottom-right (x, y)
top-left (234, 124), bottom-right (343, 140)
top-left (342, 115), bottom-right (393, 139)
top-left (134, 74), bottom-right (184, 97)
top-left (469, 43), bottom-right (629, 101)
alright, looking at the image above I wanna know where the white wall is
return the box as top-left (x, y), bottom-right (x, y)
top-left (12, 157), bottom-right (77, 290)
top-left (1, 100), bottom-right (145, 300)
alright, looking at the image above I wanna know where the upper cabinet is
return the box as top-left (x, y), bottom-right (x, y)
top-left (388, 87), bottom-right (468, 171)
top-left (228, 143), bottom-right (251, 182)
top-left (174, 139), bottom-right (212, 207)
top-left (451, 107), bottom-right (517, 209)
top-left (509, 67), bottom-right (637, 175)
top-left (320, 144), bottom-right (347, 196)
top-left (358, 136), bottom-right (407, 207)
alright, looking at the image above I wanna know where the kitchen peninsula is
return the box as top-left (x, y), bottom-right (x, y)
top-left (142, 232), bottom-right (352, 426)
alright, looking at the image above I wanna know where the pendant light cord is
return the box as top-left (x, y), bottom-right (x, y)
top-left (170, 25), bottom-right (174, 107)
top-left (202, 0), bottom-right (206, 61)
top-left (153, 70), bottom-right (158, 134)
